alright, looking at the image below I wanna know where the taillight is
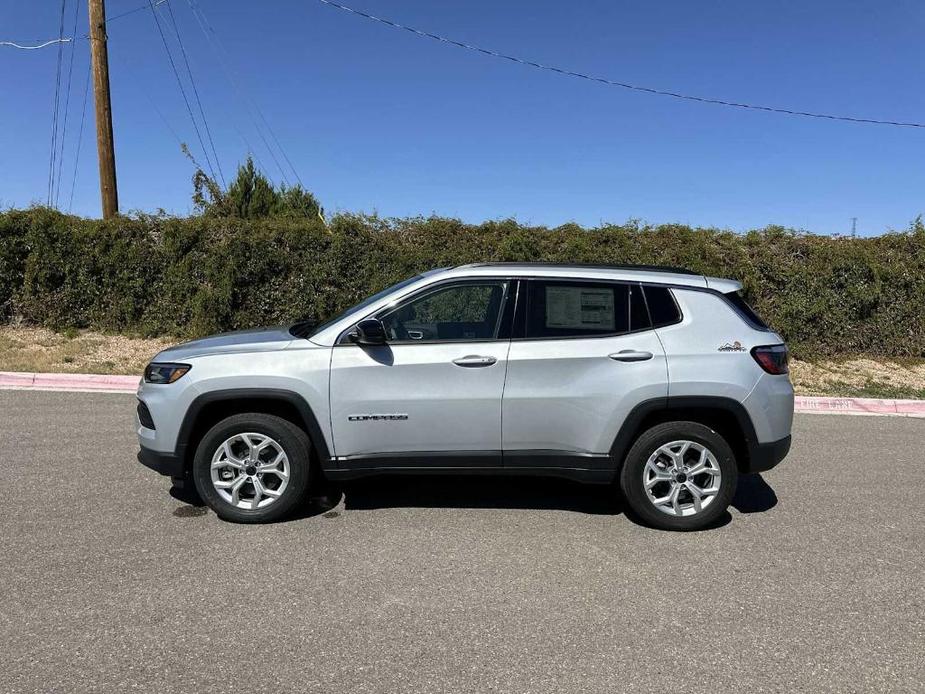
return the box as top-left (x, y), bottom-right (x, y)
top-left (751, 344), bottom-right (789, 375)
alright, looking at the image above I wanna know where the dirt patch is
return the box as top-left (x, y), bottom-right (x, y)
top-left (0, 326), bottom-right (172, 376)
top-left (789, 358), bottom-right (925, 399)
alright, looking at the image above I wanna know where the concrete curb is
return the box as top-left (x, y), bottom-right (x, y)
top-left (2, 371), bottom-right (925, 418)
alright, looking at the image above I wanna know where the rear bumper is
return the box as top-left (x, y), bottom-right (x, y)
top-left (137, 446), bottom-right (185, 478)
top-left (745, 435), bottom-right (791, 473)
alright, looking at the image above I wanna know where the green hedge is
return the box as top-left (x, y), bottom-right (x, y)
top-left (2, 208), bottom-right (924, 358)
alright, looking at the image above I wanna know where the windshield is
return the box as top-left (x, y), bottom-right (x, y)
top-left (293, 273), bottom-right (431, 339)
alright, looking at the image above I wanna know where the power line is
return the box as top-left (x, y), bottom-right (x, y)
top-left (162, 0), bottom-right (224, 186)
top-left (188, 0), bottom-right (295, 185)
top-left (55, 0), bottom-right (82, 208)
top-left (107, 10), bottom-right (221, 180)
top-left (146, 0), bottom-right (217, 181)
top-left (120, 53), bottom-right (187, 150)
top-left (105, 0), bottom-right (168, 25)
top-left (186, 0), bottom-right (298, 185)
top-left (68, 59), bottom-right (93, 213)
top-left (47, 0), bottom-right (68, 207)
top-left (2, 1), bottom-right (168, 49)
top-left (315, 0), bottom-right (925, 130)
top-left (1, 38), bottom-right (72, 50)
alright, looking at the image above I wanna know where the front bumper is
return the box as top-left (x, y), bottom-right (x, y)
top-left (137, 446), bottom-right (185, 478)
top-left (745, 435), bottom-right (791, 473)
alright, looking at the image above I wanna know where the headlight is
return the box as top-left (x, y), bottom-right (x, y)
top-left (144, 362), bottom-right (191, 384)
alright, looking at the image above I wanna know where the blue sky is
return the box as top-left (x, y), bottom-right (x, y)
top-left (2, 1), bottom-right (924, 234)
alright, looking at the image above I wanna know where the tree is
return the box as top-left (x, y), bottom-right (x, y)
top-left (190, 152), bottom-right (325, 223)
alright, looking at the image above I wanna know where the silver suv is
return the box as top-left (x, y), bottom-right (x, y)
top-left (136, 263), bottom-right (793, 530)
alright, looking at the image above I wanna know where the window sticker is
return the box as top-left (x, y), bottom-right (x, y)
top-left (545, 286), bottom-right (615, 330)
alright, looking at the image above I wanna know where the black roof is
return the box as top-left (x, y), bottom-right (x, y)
top-left (459, 262), bottom-right (698, 275)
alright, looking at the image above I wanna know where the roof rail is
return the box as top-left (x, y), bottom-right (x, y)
top-left (457, 262), bottom-right (699, 275)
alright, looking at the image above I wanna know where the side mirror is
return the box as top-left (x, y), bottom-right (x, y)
top-left (350, 318), bottom-right (387, 346)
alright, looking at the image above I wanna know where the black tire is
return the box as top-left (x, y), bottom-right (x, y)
top-left (619, 421), bottom-right (737, 531)
top-left (192, 413), bottom-right (312, 523)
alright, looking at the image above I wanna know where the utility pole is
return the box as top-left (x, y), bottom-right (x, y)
top-left (88, 0), bottom-right (118, 218)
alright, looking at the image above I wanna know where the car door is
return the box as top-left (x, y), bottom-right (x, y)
top-left (329, 279), bottom-right (513, 467)
top-left (502, 279), bottom-right (668, 468)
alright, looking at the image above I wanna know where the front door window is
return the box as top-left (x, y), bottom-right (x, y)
top-left (379, 282), bottom-right (508, 342)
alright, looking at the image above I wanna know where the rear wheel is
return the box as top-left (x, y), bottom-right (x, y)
top-left (192, 413), bottom-right (312, 523)
top-left (620, 421), bottom-right (737, 531)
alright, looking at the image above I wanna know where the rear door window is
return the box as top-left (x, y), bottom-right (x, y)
top-left (524, 280), bottom-right (631, 338)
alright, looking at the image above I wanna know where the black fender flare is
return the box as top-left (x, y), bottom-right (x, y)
top-left (609, 395), bottom-right (759, 470)
top-left (174, 388), bottom-right (331, 466)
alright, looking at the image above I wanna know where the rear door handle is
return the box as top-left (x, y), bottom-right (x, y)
top-left (453, 355), bottom-right (498, 368)
top-left (608, 350), bottom-right (653, 362)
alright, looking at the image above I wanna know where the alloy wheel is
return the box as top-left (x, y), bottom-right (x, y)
top-left (210, 432), bottom-right (291, 510)
top-left (643, 440), bottom-right (722, 517)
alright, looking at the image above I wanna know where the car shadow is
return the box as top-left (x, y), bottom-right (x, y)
top-left (731, 473), bottom-right (778, 514)
top-left (169, 480), bottom-right (344, 521)
top-left (170, 471), bottom-right (777, 524)
top-left (169, 482), bottom-right (203, 506)
top-left (340, 475), bottom-right (623, 516)
top-left (633, 473), bottom-right (778, 531)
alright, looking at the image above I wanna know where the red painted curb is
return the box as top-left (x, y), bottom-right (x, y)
top-left (794, 395), bottom-right (925, 417)
top-left (0, 371), bottom-right (138, 392)
top-left (0, 371), bottom-right (35, 388)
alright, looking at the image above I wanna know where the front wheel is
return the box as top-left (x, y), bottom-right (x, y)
top-left (620, 421), bottom-right (737, 531)
top-left (192, 413), bottom-right (312, 523)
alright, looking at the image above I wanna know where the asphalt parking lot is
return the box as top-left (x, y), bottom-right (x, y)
top-left (2, 390), bottom-right (923, 693)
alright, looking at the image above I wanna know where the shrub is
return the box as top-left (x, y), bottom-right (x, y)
top-left (1, 208), bottom-right (924, 359)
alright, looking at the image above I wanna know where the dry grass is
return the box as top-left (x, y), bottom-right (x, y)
top-left (789, 358), bottom-right (925, 399)
top-left (0, 326), bottom-right (172, 376)
top-left (2, 325), bottom-right (925, 399)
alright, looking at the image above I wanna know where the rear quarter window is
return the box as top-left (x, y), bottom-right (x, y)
top-left (724, 291), bottom-right (771, 331)
top-left (643, 286), bottom-right (682, 327)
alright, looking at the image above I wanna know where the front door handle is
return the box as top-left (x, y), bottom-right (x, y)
top-left (453, 355), bottom-right (498, 368)
top-left (609, 350), bottom-right (653, 362)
